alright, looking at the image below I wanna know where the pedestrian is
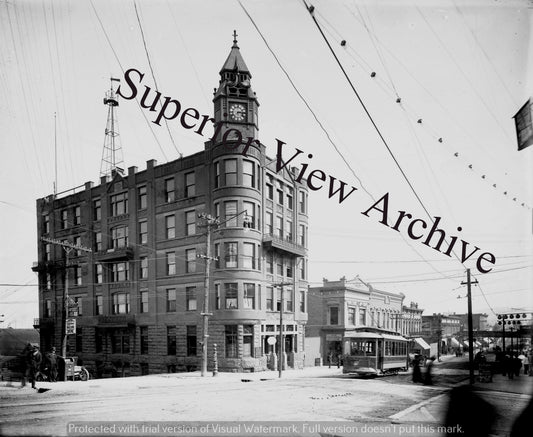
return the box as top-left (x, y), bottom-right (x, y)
top-left (512, 353), bottom-right (522, 377)
top-left (46, 347), bottom-right (58, 382)
top-left (19, 343), bottom-right (33, 388)
top-left (424, 355), bottom-right (435, 385)
top-left (337, 352), bottom-right (342, 369)
top-left (504, 354), bottom-right (514, 379)
top-left (27, 344), bottom-right (42, 389)
top-left (412, 354), bottom-right (423, 383)
top-left (327, 351), bottom-right (333, 369)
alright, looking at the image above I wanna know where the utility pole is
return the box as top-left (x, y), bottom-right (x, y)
top-left (41, 237), bottom-right (92, 361)
top-left (461, 268), bottom-right (478, 385)
top-left (272, 281), bottom-right (292, 378)
top-left (197, 213), bottom-right (219, 377)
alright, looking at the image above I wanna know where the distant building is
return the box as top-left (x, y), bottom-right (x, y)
top-left (421, 313), bottom-right (461, 355)
top-left (32, 37), bottom-right (309, 377)
top-left (452, 313), bottom-right (489, 332)
top-left (306, 276), bottom-right (405, 365)
top-left (400, 301), bottom-right (424, 337)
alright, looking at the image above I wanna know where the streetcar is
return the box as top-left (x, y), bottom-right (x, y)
top-left (342, 328), bottom-right (409, 376)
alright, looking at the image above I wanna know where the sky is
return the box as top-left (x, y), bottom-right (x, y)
top-left (1, 0), bottom-right (532, 329)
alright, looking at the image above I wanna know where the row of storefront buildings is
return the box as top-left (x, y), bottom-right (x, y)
top-left (30, 36), bottom-right (484, 378)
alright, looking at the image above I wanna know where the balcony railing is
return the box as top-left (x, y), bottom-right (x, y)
top-left (262, 233), bottom-right (306, 257)
top-left (97, 314), bottom-right (136, 327)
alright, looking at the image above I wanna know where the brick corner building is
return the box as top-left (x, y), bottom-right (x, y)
top-left (32, 37), bottom-right (309, 377)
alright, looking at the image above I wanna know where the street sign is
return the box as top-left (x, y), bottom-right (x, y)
top-left (267, 336), bottom-right (277, 345)
top-left (66, 318), bottom-right (76, 335)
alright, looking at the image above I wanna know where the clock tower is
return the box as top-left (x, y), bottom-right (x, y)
top-left (212, 31), bottom-right (259, 145)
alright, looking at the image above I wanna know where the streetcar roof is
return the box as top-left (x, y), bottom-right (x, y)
top-left (343, 332), bottom-right (408, 341)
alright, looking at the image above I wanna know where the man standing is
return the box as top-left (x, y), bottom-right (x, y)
top-left (46, 347), bottom-right (58, 382)
top-left (27, 344), bottom-right (42, 390)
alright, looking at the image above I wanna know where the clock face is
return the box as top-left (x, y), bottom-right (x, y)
top-left (229, 103), bottom-right (246, 122)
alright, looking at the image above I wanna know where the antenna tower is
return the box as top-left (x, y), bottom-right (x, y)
top-left (100, 78), bottom-right (124, 178)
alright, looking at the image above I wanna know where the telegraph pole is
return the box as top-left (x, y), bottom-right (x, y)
top-left (197, 214), bottom-right (219, 377)
top-left (272, 281), bottom-right (292, 378)
top-left (41, 237), bottom-right (92, 362)
top-left (461, 268), bottom-right (478, 385)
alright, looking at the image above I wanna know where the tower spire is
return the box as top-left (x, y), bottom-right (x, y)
top-left (100, 78), bottom-right (124, 179)
top-left (232, 29), bottom-right (238, 48)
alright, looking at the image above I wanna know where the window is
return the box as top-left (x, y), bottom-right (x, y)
top-left (224, 201), bottom-right (237, 227)
top-left (112, 293), bottom-right (130, 314)
top-left (224, 159), bottom-right (237, 185)
top-left (73, 296), bottom-right (82, 316)
top-left (285, 288), bottom-right (293, 312)
top-left (359, 308), bottom-right (366, 326)
top-left (187, 325), bottom-right (197, 356)
top-left (43, 214), bottom-right (50, 234)
top-left (225, 325), bottom-right (238, 358)
top-left (111, 262), bottom-right (129, 282)
top-left (329, 306), bottom-right (339, 325)
top-left (140, 291), bottom-right (149, 313)
top-left (110, 192), bottom-right (128, 216)
top-left (138, 186), bottom-right (147, 209)
top-left (111, 226), bottom-right (128, 249)
top-left (243, 201), bottom-right (255, 229)
top-left (165, 215), bottom-right (175, 239)
top-left (286, 259), bottom-right (293, 278)
top-left (243, 283), bottom-right (255, 309)
top-left (225, 242), bottom-right (238, 268)
top-left (93, 199), bottom-right (101, 221)
top-left (243, 325), bottom-right (253, 357)
top-left (266, 287), bottom-right (274, 311)
top-left (286, 220), bottom-right (293, 241)
top-left (186, 248), bottom-right (196, 273)
top-left (186, 286), bottom-right (197, 311)
top-left (46, 273), bottom-right (52, 291)
top-left (185, 172), bottom-right (195, 197)
top-left (185, 210), bottom-right (196, 235)
top-left (215, 284), bottom-right (220, 310)
top-left (276, 216), bottom-right (283, 238)
top-left (266, 212), bottom-right (273, 234)
top-left (242, 243), bottom-right (255, 269)
top-left (266, 252), bottom-right (273, 274)
top-left (111, 329), bottom-right (130, 354)
top-left (73, 236), bottom-right (82, 256)
top-left (45, 243), bottom-right (51, 261)
top-left (75, 266), bottom-right (82, 286)
top-left (277, 181), bottom-right (284, 205)
top-left (165, 178), bottom-right (175, 202)
top-left (300, 290), bottom-right (305, 312)
top-left (276, 257), bottom-right (283, 276)
top-left (74, 206), bottom-right (81, 225)
top-left (299, 224), bottom-right (306, 247)
top-left (140, 327), bottom-right (148, 354)
top-left (299, 191), bottom-right (306, 213)
top-left (139, 220), bottom-right (147, 245)
top-left (95, 232), bottom-right (102, 251)
top-left (76, 328), bottom-right (83, 352)
top-left (166, 252), bottom-right (176, 275)
top-left (44, 299), bottom-right (52, 318)
top-left (167, 326), bottom-right (176, 355)
top-left (96, 295), bottom-right (103, 315)
top-left (214, 244), bottom-right (220, 269)
top-left (266, 176), bottom-right (273, 200)
top-left (348, 307), bottom-right (356, 325)
top-left (243, 160), bottom-right (255, 187)
top-left (61, 210), bottom-right (68, 229)
top-left (140, 256), bottom-right (148, 279)
top-left (286, 187), bottom-right (294, 210)
top-left (225, 283), bottom-right (238, 309)
top-left (299, 259), bottom-right (305, 280)
top-left (166, 289), bottom-right (176, 312)
top-left (214, 162), bottom-right (220, 188)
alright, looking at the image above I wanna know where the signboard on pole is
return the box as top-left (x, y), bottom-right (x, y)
top-left (66, 318), bottom-right (76, 335)
top-left (513, 98), bottom-right (533, 151)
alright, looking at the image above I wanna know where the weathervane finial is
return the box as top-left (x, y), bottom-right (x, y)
top-left (232, 30), bottom-right (238, 47)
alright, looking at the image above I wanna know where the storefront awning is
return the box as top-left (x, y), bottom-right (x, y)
top-left (413, 337), bottom-right (431, 350)
top-left (450, 338), bottom-right (460, 347)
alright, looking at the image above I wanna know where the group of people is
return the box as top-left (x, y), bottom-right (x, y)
top-left (412, 354), bottom-right (435, 385)
top-left (20, 344), bottom-right (58, 389)
top-left (499, 350), bottom-right (531, 379)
